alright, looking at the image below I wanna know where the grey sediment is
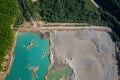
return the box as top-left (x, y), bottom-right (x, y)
top-left (49, 30), bottom-right (118, 80)
top-left (45, 30), bottom-right (74, 80)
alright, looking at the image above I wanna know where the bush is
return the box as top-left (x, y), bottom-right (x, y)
top-left (14, 13), bottom-right (24, 27)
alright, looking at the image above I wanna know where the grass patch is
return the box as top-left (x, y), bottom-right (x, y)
top-left (84, 0), bottom-right (97, 11)
top-left (47, 66), bottom-right (72, 80)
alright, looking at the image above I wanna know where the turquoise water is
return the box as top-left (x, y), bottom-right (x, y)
top-left (6, 32), bottom-right (50, 80)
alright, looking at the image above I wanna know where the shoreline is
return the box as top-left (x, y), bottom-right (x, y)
top-left (45, 31), bottom-right (74, 80)
top-left (45, 31), bottom-right (55, 80)
top-left (1, 31), bottom-right (18, 79)
top-left (6, 31), bottom-right (18, 74)
top-left (48, 32), bottom-right (55, 69)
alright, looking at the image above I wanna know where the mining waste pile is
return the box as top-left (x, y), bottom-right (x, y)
top-left (49, 29), bottom-right (118, 80)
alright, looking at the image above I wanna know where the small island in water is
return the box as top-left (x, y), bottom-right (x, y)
top-left (26, 39), bottom-right (36, 49)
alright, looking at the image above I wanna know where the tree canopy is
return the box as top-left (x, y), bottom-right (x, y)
top-left (39, 0), bottom-right (103, 25)
top-left (0, 0), bottom-right (19, 70)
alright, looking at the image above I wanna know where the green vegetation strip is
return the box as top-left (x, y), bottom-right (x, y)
top-left (84, 0), bottom-right (98, 11)
top-left (0, 0), bottom-right (19, 70)
top-left (47, 66), bottom-right (72, 80)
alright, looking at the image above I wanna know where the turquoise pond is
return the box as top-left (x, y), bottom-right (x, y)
top-left (6, 32), bottom-right (50, 80)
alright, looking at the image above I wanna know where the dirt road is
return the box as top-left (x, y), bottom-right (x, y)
top-left (18, 26), bottom-right (111, 32)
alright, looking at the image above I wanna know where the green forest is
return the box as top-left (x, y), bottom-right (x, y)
top-left (39, 0), bottom-right (103, 25)
top-left (18, 0), bottom-right (40, 21)
top-left (0, 0), bottom-right (19, 70)
top-left (18, 0), bottom-right (105, 25)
